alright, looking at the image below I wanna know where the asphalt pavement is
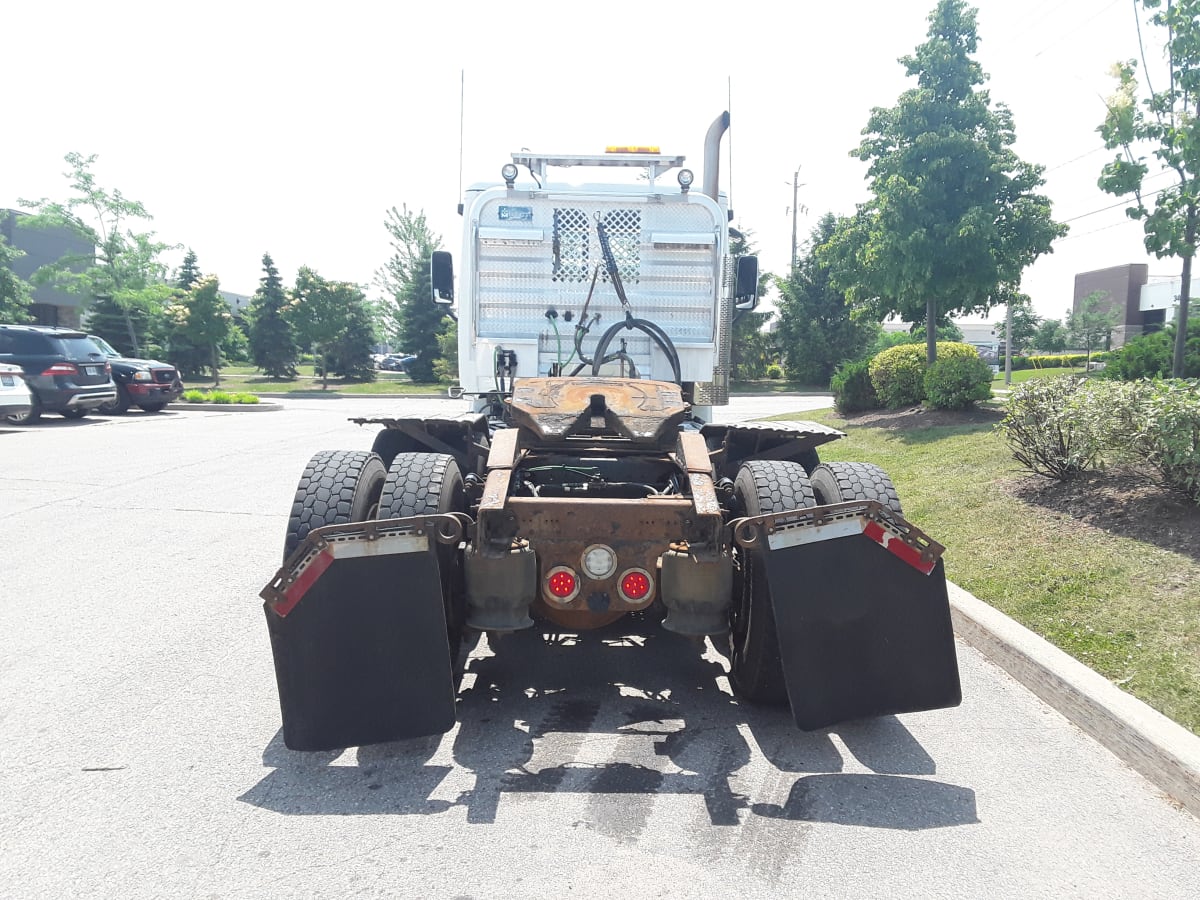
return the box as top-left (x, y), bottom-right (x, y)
top-left (1, 396), bottom-right (1198, 899)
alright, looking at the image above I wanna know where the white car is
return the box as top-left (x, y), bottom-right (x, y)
top-left (0, 362), bottom-right (33, 422)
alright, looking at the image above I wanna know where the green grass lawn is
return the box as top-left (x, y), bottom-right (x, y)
top-left (990, 367), bottom-right (1090, 388)
top-left (783, 405), bottom-right (1200, 735)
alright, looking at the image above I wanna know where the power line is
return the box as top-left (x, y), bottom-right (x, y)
top-left (1046, 146), bottom-right (1108, 172)
top-left (1055, 217), bottom-right (1140, 242)
top-left (1060, 182), bottom-right (1171, 223)
top-left (1032, 0), bottom-right (1123, 58)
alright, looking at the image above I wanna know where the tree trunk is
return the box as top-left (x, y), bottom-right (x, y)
top-left (1172, 212), bottom-right (1195, 378)
top-left (926, 296), bottom-right (938, 365)
top-left (211, 344), bottom-right (221, 387)
top-left (122, 307), bottom-right (140, 357)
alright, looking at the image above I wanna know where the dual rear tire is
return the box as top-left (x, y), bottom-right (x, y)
top-left (728, 459), bottom-right (902, 706)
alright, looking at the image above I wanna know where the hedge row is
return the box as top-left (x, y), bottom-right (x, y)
top-left (832, 341), bottom-right (993, 413)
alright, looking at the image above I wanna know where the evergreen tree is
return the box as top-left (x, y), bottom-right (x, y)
top-left (177, 248), bottom-right (202, 290)
top-left (328, 288), bottom-right (378, 382)
top-left (822, 1), bottom-right (1065, 364)
top-left (247, 253), bottom-right (298, 378)
top-left (85, 293), bottom-right (152, 356)
top-left (377, 205), bottom-right (448, 383)
top-left (776, 213), bottom-right (878, 385)
top-left (728, 227), bottom-right (776, 381)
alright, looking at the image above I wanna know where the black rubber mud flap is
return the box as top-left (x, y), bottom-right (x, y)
top-left (261, 515), bottom-right (466, 751)
top-left (735, 502), bottom-right (961, 731)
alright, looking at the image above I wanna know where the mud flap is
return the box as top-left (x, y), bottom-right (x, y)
top-left (734, 502), bottom-right (961, 731)
top-left (260, 514), bottom-right (469, 751)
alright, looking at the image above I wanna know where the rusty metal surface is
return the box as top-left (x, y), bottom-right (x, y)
top-left (509, 377), bottom-right (686, 445)
top-left (677, 430), bottom-right (722, 518)
top-left (500, 496), bottom-right (721, 621)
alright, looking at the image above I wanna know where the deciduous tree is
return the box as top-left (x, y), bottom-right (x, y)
top-left (18, 152), bottom-right (176, 354)
top-left (0, 233), bottom-right (33, 322)
top-left (377, 206), bottom-right (448, 383)
top-left (165, 275), bottom-right (232, 384)
top-left (1099, 0), bottom-right (1200, 378)
top-left (823, 0), bottom-right (1065, 365)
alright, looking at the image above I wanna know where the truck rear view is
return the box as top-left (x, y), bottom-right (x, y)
top-left (260, 114), bottom-right (961, 751)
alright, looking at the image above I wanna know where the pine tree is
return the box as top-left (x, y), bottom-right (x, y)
top-left (177, 249), bottom-right (202, 290)
top-left (777, 213), bottom-right (878, 385)
top-left (85, 293), bottom-right (153, 356)
top-left (247, 253), bottom-right (298, 378)
top-left (329, 289), bottom-right (377, 381)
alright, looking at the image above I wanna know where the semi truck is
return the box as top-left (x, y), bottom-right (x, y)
top-left (261, 113), bottom-right (961, 751)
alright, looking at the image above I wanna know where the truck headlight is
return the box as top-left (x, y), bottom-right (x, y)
top-left (131, 371), bottom-right (152, 381)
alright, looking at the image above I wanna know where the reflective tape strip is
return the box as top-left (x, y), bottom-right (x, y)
top-left (766, 517), bottom-right (864, 551)
top-left (863, 520), bottom-right (936, 575)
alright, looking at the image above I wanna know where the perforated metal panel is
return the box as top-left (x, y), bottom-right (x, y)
top-left (474, 197), bottom-right (719, 371)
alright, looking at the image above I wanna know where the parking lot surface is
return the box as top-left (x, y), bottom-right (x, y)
top-left (2, 397), bottom-right (1198, 899)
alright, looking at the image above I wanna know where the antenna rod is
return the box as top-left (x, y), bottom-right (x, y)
top-left (458, 70), bottom-right (465, 204)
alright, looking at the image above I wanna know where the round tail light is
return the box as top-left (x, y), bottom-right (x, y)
top-left (545, 566), bottom-right (579, 603)
top-left (619, 568), bottom-right (653, 603)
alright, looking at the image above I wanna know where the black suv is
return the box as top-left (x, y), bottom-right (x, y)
top-left (0, 325), bottom-right (118, 424)
top-left (88, 334), bottom-right (184, 413)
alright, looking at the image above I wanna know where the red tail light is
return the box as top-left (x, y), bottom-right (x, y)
top-left (619, 569), bottom-right (653, 602)
top-left (545, 566), bottom-right (579, 603)
top-left (41, 363), bottom-right (78, 376)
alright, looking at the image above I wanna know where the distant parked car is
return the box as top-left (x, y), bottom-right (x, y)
top-left (379, 354), bottom-right (417, 373)
top-left (87, 335), bottom-right (184, 414)
top-left (0, 324), bottom-right (117, 424)
top-left (0, 362), bottom-right (32, 422)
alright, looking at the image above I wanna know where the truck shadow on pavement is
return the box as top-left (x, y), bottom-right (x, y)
top-left (240, 621), bottom-right (977, 831)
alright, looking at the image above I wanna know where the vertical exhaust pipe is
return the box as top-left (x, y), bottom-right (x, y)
top-left (702, 111), bottom-right (730, 202)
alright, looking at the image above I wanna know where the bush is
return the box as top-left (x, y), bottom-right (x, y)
top-left (180, 389), bottom-right (260, 405)
top-left (1143, 379), bottom-right (1200, 503)
top-left (765, 364), bottom-right (784, 380)
top-left (831, 359), bottom-right (879, 413)
top-left (1105, 321), bottom-right (1200, 381)
top-left (924, 355), bottom-right (993, 410)
top-left (999, 377), bottom-right (1107, 479)
top-left (868, 341), bottom-right (981, 409)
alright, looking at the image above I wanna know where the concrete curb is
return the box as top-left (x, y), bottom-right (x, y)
top-left (948, 582), bottom-right (1200, 819)
top-left (173, 402), bottom-right (283, 412)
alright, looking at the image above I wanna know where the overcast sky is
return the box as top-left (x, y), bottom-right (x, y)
top-left (1, 0), bottom-right (1176, 323)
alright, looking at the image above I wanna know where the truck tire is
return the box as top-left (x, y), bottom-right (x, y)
top-left (370, 429), bottom-right (420, 470)
top-left (729, 460), bottom-right (816, 706)
top-left (283, 450), bottom-right (387, 561)
top-left (5, 393), bottom-right (41, 425)
top-left (379, 453), bottom-right (469, 666)
top-left (809, 462), bottom-right (903, 515)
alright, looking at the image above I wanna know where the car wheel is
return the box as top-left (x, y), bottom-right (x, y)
top-left (728, 459), bottom-right (816, 706)
top-left (100, 385), bottom-right (132, 415)
top-left (4, 393), bottom-right (41, 426)
top-left (61, 408), bottom-right (88, 420)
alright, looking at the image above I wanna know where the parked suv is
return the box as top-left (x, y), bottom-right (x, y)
top-left (0, 325), bottom-right (117, 424)
top-left (88, 335), bottom-right (184, 413)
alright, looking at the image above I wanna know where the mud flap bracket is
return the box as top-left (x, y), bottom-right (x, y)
top-left (733, 501), bottom-right (961, 730)
top-left (260, 513), bottom-right (470, 751)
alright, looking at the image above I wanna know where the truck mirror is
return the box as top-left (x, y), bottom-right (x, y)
top-left (431, 251), bottom-right (454, 304)
top-left (734, 255), bottom-right (759, 310)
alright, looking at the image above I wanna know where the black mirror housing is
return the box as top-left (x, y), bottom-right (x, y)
top-left (734, 255), bottom-right (759, 310)
top-left (431, 251), bottom-right (454, 304)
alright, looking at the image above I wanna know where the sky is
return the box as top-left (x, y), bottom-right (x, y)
top-left (0, 0), bottom-right (1180, 324)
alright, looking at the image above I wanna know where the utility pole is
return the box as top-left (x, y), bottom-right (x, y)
top-left (791, 166), bottom-right (802, 270)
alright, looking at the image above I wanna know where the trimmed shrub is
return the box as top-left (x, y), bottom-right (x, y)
top-left (999, 377), bottom-right (1106, 479)
top-left (924, 355), bottom-right (993, 410)
top-left (868, 341), bottom-right (982, 409)
top-left (831, 359), bottom-right (879, 413)
top-left (1144, 379), bottom-right (1200, 503)
top-left (765, 364), bottom-right (784, 380)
